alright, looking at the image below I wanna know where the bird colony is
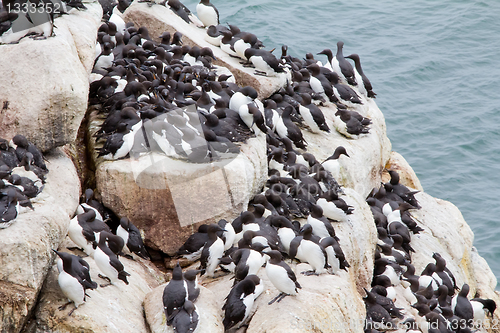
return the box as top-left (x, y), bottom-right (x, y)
top-left (0, 0), bottom-right (497, 332)
top-left (0, 135), bottom-right (48, 228)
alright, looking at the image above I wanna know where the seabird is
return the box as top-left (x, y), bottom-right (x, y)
top-left (264, 250), bottom-right (301, 304)
top-left (53, 250), bottom-right (97, 316)
top-left (196, 0), bottom-right (219, 27)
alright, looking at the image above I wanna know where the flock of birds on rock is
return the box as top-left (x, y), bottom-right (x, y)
top-left (173, 142), bottom-right (354, 331)
top-left (55, 187), bottom-right (150, 316)
top-left (0, 134), bottom-right (48, 228)
top-left (2, 0), bottom-right (497, 332)
top-left (88, 0), bottom-right (377, 164)
top-left (363, 170), bottom-right (496, 332)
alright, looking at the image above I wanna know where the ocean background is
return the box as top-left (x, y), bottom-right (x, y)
top-left (183, 0), bottom-right (500, 287)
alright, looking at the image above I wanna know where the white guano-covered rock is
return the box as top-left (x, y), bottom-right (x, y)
top-left (0, 148), bottom-right (80, 333)
top-left (0, 2), bottom-right (102, 152)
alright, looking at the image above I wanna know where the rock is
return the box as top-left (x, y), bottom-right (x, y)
top-left (94, 133), bottom-right (268, 255)
top-left (0, 148), bottom-right (80, 333)
top-left (144, 283), bottom-right (223, 333)
top-left (34, 246), bottom-right (165, 333)
top-left (383, 151), bottom-right (424, 192)
top-left (202, 263), bottom-right (366, 333)
top-left (0, 2), bottom-right (102, 152)
top-left (122, 1), bottom-right (291, 99)
top-left (302, 98), bottom-right (392, 198)
top-left (409, 192), bottom-right (474, 276)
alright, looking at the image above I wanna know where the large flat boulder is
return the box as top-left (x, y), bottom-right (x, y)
top-left (0, 2), bottom-right (102, 152)
top-left (95, 132), bottom-right (268, 255)
top-left (0, 148), bottom-right (80, 333)
top-left (122, 1), bottom-right (291, 99)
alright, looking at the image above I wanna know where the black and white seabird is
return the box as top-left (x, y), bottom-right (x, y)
top-left (327, 72), bottom-right (363, 107)
top-left (345, 53), bottom-right (376, 98)
top-left (238, 103), bottom-right (268, 135)
top-left (222, 275), bottom-right (257, 331)
top-left (334, 109), bottom-right (370, 137)
top-left (232, 242), bottom-right (267, 283)
top-left (297, 93), bottom-right (330, 133)
top-left (264, 250), bottom-right (301, 304)
top-left (0, 8), bottom-right (54, 44)
top-left (321, 146), bottom-right (349, 182)
top-left (244, 48), bottom-right (285, 77)
top-left (0, 188), bottom-right (21, 228)
top-left (268, 215), bottom-right (298, 255)
top-left (320, 236), bottom-right (349, 275)
top-left (67, 209), bottom-right (99, 256)
top-left (229, 86), bottom-right (258, 113)
top-left (176, 224), bottom-right (209, 261)
top-left (196, 0), bottom-right (219, 27)
top-left (199, 223), bottom-right (225, 277)
top-left (116, 217), bottom-right (150, 259)
top-left (289, 224), bottom-right (327, 275)
top-left (97, 122), bottom-right (141, 160)
top-left (167, 0), bottom-right (203, 26)
top-left (316, 193), bottom-right (351, 222)
top-left (275, 105), bottom-right (307, 149)
top-left (76, 188), bottom-right (105, 221)
top-left (219, 30), bottom-right (239, 57)
top-left (183, 269), bottom-right (201, 302)
top-left (306, 63), bottom-right (336, 103)
top-left (11, 134), bottom-right (47, 171)
top-left (306, 202), bottom-right (338, 239)
top-left (53, 250), bottom-right (97, 316)
top-left (94, 231), bottom-right (130, 286)
top-left (163, 262), bottom-right (188, 325)
top-left (233, 32), bottom-right (260, 60)
top-left (470, 297), bottom-right (497, 323)
top-left (363, 288), bottom-right (394, 326)
top-left (331, 41), bottom-right (356, 86)
top-left (451, 284), bottom-right (475, 323)
top-left (171, 299), bottom-right (199, 332)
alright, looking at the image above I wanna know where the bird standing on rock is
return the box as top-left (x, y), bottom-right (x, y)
top-left (196, 0), bottom-right (219, 27)
top-left (163, 262), bottom-right (188, 325)
top-left (244, 48), bottom-right (285, 77)
top-left (199, 223), bottom-right (226, 277)
top-left (321, 146), bottom-right (349, 182)
top-left (346, 53), bottom-right (376, 98)
top-left (222, 275), bottom-right (258, 331)
top-left (331, 41), bottom-right (357, 86)
top-left (264, 250), bottom-right (301, 304)
top-left (53, 250), bottom-right (97, 316)
top-left (94, 231), bottom-right (130, 287)
top-left (116, 217), bottom-right (150, 259)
